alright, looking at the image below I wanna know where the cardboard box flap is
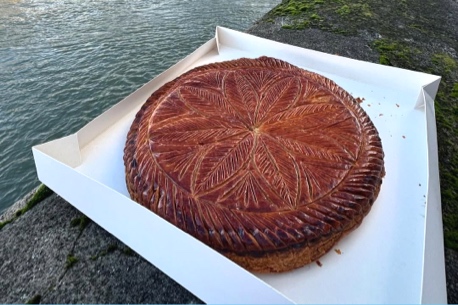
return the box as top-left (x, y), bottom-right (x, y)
top-left (421, 77), bottom-right (447, 303)
top-left (423, 77), bottom-right (442, 103)
top-left (415, 77), bottom-right (441, 109)
top-left (33, 133), bottom-right (81, 168)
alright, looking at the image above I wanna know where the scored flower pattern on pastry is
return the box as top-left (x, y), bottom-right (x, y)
top-left (149, 68), bottom-right (361, 212)
top-left (124, 56), bottom-right (384, 256)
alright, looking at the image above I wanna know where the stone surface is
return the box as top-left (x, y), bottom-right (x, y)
top-left (249, 23), bottom-right (381, 63)
top-left (0, 187), bottom-right (38, 224)
top-left (0, 194), bottom-right (201, 304)
top-left (446, 248), bottom-right (458, 303)
top-left (0, 194), bottom-right (80, 303)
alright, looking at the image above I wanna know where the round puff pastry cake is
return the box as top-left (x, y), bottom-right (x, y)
top-left (124, 56), bottom-right (385, 273)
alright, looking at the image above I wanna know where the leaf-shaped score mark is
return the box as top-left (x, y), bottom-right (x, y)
top-left (262, 103), bottom-right (360, 162)
top-left (298, 160), bottom-right (347, 203)
top-left (216, 171), bottom-right (268, 211)
top-left (194, 133), bottom-right (253, 195)
top-left (178, 85), bottom-right (246, 129)
top-left (256, 76), bottom-right (301, 123)
top-left (263, 102), bottom-right (342, 128)
top-left (223, 71), bottom-right (259, 126)
top-left (151, 115), bottom-right (242, 146)
top-left (254, 135), bottom-right (299, 209)
top-left (152, 144), bottom-right (201, 188)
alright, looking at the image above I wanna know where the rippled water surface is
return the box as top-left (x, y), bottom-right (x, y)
top-left (0, 0), bottom-right (279, 212)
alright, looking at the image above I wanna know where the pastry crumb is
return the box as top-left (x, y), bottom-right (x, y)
top-left (316, 260), bottom-right (323, 267)
top-left (334, 249), bottom-right (342, 255)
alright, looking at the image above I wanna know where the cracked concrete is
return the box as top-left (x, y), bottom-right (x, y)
top-left (0, 193), bottom-right (81, 303)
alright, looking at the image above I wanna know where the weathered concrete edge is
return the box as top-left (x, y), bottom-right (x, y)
top-left (0, 184), bottom-right (53, 227)
top-left (0, 185), bottom-right (40, 223)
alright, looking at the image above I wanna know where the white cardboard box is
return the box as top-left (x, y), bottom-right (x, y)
top-left (33, 27), bottom-right (446, 304)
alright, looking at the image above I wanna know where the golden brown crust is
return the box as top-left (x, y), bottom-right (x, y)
top-left (124, 56), bottom-right (385, 272)
top-left (223, 182), bottom-right (382, 273)
top-left (224, 232), bottom-right (340, 273)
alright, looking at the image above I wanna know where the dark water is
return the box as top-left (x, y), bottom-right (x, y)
top-left (0, 0), bottom-right (279, 213)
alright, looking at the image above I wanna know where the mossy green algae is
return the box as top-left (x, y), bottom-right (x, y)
top-left (0, 184), bottom-right (53, 230)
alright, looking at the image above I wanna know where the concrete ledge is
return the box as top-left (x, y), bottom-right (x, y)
top-left (0, 193), bottom-right (202, 304)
